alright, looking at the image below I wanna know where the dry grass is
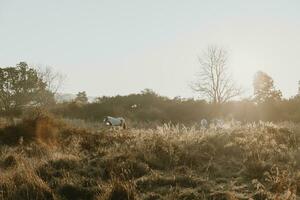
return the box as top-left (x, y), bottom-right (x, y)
top-left (0, 110), bottom-right (63, 146)
top-left (0, 114), bottom-right (299, 199)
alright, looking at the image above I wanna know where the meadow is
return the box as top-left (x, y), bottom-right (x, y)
top-left (0, 111), bottom-right (299, 200)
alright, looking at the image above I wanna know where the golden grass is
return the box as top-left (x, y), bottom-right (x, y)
top-left (0, 115), bottom-right (299, 199)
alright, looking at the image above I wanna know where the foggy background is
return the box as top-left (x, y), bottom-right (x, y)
top-left (1, 0), bottom-right (300, 98)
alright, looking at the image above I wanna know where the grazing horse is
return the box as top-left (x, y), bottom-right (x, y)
top-left (103, 116), bottom-right (126, 129)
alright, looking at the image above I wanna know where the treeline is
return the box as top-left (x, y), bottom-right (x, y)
top-left (52, 89), bottom-right (300, 123)
top-left (1, 62), bottom-right (299, 124)
top-left (53, 90), bottom-right (210, 124)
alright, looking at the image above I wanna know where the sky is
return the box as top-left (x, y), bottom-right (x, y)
top-left (0, 0), bottom-right (300, 99)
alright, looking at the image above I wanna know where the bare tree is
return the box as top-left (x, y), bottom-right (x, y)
top-left (37, 66), bottom-right (65, 94)
top-left (191, 46), bottom-right (241, 104)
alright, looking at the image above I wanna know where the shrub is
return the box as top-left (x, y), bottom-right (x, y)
top-left (58, 184), bottom-right (96, 200)
top-left (0, 109), bottom-right (63, 145)
top-left (0, 166), bottom-right (55, 200)
top-left (2, 155), bottom-right (18, 169)
top-left (101, 180), bottom-right (136, 200)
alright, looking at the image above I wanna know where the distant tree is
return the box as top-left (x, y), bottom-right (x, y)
top-left (253, 71), bottom-right (282, 104)
top-left (95, 96), bottom-right (111, 103)
top-left (141, 88), bottom-right (158, 96)
top-left (191, 46), bottom-right (241, 104)
top-left (0, 62), bottom-right (54, 117)
top-left (37, 66), bottom-right (65, 94)
top-left (75, 91), bottom-right (88, 104)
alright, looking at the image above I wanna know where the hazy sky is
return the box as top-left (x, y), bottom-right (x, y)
top-left (1, 0), bottom-right (300, 98)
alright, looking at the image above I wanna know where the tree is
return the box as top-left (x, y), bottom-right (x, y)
top-left (253, 71), bottom-right (282, 104)
top-left (37, 66), bottom-right (65, 94)
top-left (0, 62), bottom-right (54, 116)
top-left (191, 46), bottom-right (241, 104)
top-left (75, 91), bottom-right (88, 104)
top-left (36, 66), bottom-right (65, 106)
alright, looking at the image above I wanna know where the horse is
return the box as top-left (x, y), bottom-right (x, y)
top-left (103, 116), bottom-right (126, 129)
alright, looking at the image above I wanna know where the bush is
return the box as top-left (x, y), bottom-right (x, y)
top-left (101, 180), bottom-right (136, 200)
top-left (2, 155), bottom-right (18, 169)
top-left (0, 167), bottom-right (55, 200)
top-left (0, 110), bottom-right (63, 145)
top-left (58, 184), bottom-right (96, 200)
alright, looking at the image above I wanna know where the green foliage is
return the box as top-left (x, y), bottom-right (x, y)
top-left (53, 90), bottom-right (209, 124)
top-left (75, 91), bottom-right (88, 104)
top-left (0, 62), bottom-right (54, 116)
top-left (53, 90), bottom-right (300, 123)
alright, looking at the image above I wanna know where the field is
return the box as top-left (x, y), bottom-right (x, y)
top-left (0, 112), bottom-right (299, 200)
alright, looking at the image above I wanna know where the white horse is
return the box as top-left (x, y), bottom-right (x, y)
top-left (103, 116), bottom-right (126, 129)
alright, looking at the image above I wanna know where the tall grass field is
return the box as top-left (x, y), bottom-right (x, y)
top-left (0, 112), bottom-right (299, 200)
